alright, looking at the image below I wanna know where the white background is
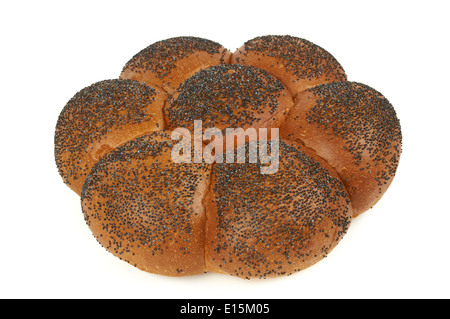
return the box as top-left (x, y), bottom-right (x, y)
top-left (1, 0), bottom-right (449, 299)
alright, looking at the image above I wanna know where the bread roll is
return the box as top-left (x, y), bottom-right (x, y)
top-left (232, 35), bottom-right (346, 97)
top-left (54, 79), bottom-right (166, 195)
top-left (205, 139), bottom-right (353, 279)
top-left (280, 82), bottom-right (402, 216)
top-left (120, 36), bottom-right (232, 94)
top-left (165, 64), bottom-right (293, 134)
top-left (81, 131), bottom-right (211, 276)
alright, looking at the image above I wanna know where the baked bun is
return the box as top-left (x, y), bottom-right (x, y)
top-left (81, 131), bottom-right (211, 276)
top-left (280, 82), bottom-right (402, 216)
top-left (120, 36), bottom-right (232, 94)
top-left (232, 35), bottom-right (346, 97)
top-left (205, 139), bottom-right (352, 279)
top-left (165, 64), bottom-right (293, 134)
top-left (55, 79), bottom-right (166, 195)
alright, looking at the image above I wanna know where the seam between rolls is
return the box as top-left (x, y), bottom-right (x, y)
top-left (287, 135), bottom-right (356, 215)
top-left (154, 83), bottom-right (170, 96)
top-left (201, 162), bottom-right (215, 272)
top-left (161, 99), bottom-right (169, 130)
top-left (199, 49), bottom-right (230, 272)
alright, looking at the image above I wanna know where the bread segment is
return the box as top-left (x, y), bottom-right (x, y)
top-left (81, 131), bottom-right (211, 276)
top-left (120, 36), bottom-right (232, 95)
top-left (232, 35), bottom-right (346, 97)
top-left (55, 79), bottom-right (166, 195)
top-left (280, 82), bottom-right (402, 216)
top-left (204, 140), bottom-right (352, 279)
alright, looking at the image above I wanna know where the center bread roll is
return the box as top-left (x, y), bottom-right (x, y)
top-left (165, 64), bottom-right (293, 134)
top-left (232, 35), bottom-right (347, 97)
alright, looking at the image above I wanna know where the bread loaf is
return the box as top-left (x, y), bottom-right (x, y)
top-left (55, 35), bottom-right (402, 278)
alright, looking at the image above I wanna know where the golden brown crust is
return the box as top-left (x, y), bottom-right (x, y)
top-left (81, 131), bottom-right (212, 276)
top-left (232, 35), bottom-right (347, 97)
top-left (204, 139), bottom-right (353, 279)
top-left (280, 82), bottom-right (402, 216)
top-left (54, 79), bottom-right (166, 195)
top-left (120, 36), bottom-right (232, 95)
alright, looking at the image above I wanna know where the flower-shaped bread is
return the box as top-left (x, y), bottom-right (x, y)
top-left (55, 35), bottom-right (402, 279)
